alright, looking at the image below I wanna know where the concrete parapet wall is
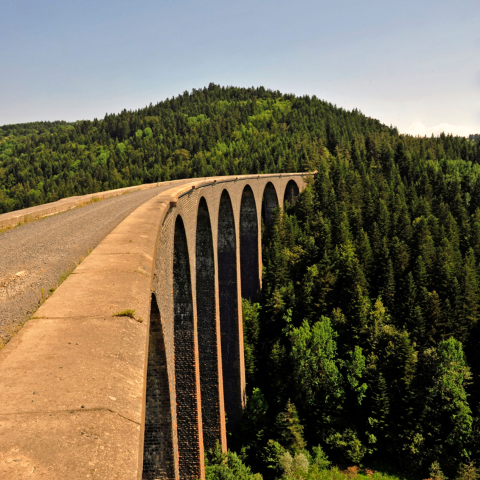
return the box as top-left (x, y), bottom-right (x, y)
top-left (0, 173), bottom-right (310, 479)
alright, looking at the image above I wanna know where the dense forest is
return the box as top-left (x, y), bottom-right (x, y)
top-left (3, 84), bottom-right (480, 479)
top-left (234, 132), bottom-right (480, 479)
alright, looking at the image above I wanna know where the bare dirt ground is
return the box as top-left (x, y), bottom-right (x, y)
top-left (0, 183), bottom-right (188, 344)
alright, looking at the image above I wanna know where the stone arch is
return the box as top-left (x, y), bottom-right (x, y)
top-left (217, 189), bottom-right (243, 431)
top-left (142, 293), bottom-right (175, 480)
top-left (284, 179), bottom-right (300, 205)
top-left (240, 185), bottom-right (260, 302)
top-left (143, 293), bottom-right (174, 480)
top-left (262, 181), bottom-right (279, 226)
top-left (173, 215), bottom-right (201, 479)
top-left (196, 197), bottom-right (222, 451)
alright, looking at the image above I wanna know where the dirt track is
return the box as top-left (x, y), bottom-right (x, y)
top-left (0, 183), bottom-right (189, 341)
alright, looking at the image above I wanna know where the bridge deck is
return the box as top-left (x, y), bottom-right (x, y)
top-left (0, 174), bottom-right (309, 479)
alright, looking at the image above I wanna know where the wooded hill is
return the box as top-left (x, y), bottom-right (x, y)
top-left (3, 83), bottom-right (477, 214)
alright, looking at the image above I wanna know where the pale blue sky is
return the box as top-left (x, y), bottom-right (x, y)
top-left (1, 0), bottom-right (479, 136)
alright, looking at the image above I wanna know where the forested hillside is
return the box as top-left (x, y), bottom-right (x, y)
top-left (0, 83), bottom-right (414, 213)
top-left (236, 132), bottom-right (480, 479)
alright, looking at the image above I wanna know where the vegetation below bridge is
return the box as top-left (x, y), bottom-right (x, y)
top-left (232, 132), bottom-right (480, 479)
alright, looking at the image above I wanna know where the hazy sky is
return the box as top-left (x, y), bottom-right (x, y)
top-left (1, 0), bottom-right (479, 136)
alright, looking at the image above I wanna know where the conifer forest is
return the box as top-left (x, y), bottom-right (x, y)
top-left (2, 84), bottom-right (480, 479)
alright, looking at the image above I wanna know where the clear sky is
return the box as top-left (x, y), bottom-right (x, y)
top-left (1, 0), bottom-right (479, 136)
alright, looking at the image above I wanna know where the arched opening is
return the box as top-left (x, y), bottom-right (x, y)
top-left (240, 185), bottom-right (260, 302)
top-left (261, 182), bottom-right (279, 227)
top-left (196, 198), bottom-right (222, 451)
top-left (217, 190), bottom-right (243, 432)
top-left (284, 179), bottom-right (300, 205)
top-left (143, 294), bottom-right (174, 480)
top-left (173, 216), bottom-right (201, 479)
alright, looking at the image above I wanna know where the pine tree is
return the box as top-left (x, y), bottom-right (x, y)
top-left (456, 462), bottom-right (479, 480)
top-left (420, 338), bottom-right (473, 471)
top-left (369, 374), bottom-right (390, 448)
top-left (458, 248), bottom-right (480, 343)
top-left (380, 258), bottom-right (396, 315)
top-left (355, 228), bottom-right (373, 278)
top-left (275, 400), bottom-right (306, 453)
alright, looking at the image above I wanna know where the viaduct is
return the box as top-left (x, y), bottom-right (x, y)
top-left (0, 173), bottom-right (309, 479)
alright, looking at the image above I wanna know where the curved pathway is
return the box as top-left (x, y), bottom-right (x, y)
top-left (0, 181), bottom-right (191, 341)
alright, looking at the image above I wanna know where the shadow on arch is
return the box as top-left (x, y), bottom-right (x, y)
top-left (261, 181), bottom-right (279, 227)
top-left (284, 179), bottom-right (299, 205)
top-left (196, 197), bottom-right (224, 451)
top-left (173, 215), bottom-right (202, 479)
top-left (143, 293), bottom-right (174, 480)
top-left (240, 185), bottom-right (260, 302)
top-left (217, 189), bottom-right (244, 432)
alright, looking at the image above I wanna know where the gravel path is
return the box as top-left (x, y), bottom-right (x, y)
top-left (0, 182), bottom-right (189, 341)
